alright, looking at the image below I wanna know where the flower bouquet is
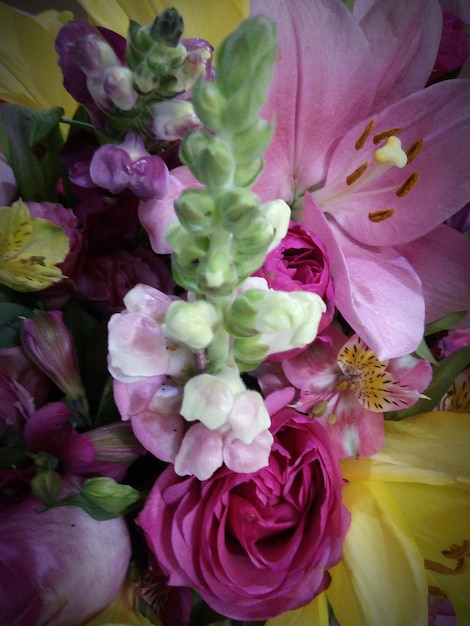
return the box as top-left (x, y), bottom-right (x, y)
top-left (0, 0), bottom-right (469, 625)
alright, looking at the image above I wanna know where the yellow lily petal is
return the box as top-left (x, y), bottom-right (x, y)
top-left (0, 2), bottom-right (76, 117)
top-left (328, 481), bottom-right (428, 626)
top-left (78, 0), bottom-right (249, 49)
top-left (84, 580), bottom-right (161, 626)
top-left (341, 412), bottom-right (470, 489)
top-left (265, 590), bottom-right (329, 626)
top-left (388, 482), bottom-right (470, 624)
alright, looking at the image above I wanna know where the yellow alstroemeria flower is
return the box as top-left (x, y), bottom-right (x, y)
top-left (0, 0), bottom-right (248, 118)
top-left (267, 411), bottom-right (470, 626)
top-left (78, 0), bottom-right (249, 50)
top-left (0, 199), bottom-right (69, 291)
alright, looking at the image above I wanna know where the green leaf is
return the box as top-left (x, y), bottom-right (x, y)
top-left (413, 337), bottom-right (438, 365)
top-left (387, 345), bottom-right (470, 420)
top-left (0, 104), bottom-right (65, 201)
top-left (424, 311), bottom-right (467, 336)
top-left (0, 301), bottom-right (35, 347)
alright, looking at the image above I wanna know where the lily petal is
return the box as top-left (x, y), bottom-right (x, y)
top-left (303, 194), bottom-right (425, 360)
top-left (328, 481), bottom-right (428, 626)
top-left (79, 0), bottom-right (249, 48)
top-left (341, 411), bottom-right (470, 489)
top-left (396, 224), bottom-right (470, 329)
top-left (387, 482), bottom-right (470, 623)
top-left (0, 3), bottom-right (76, 116)
top-left (252, 0), bottom-right (376, 202)
top-left (265, 591), bottom-right (329, 626)
top-left (353, 0), bottom-right (442, 108)
top-left (326, 79), bottom-right (470, 246)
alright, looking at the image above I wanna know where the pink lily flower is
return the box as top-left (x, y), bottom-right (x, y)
top-left (248, 0), bottom-right (470, 359)
top-left (146, 0), bottom-right (470, 360)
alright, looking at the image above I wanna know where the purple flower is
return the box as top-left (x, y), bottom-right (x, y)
top-left (89, 132), bottom-right (170, 201)
top-left (0, 478), bottom-right (131, 626)
top-left (137, 408), bottom-right (350, 621)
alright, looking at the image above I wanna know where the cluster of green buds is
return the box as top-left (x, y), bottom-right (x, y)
top-left (166, 15), bottom-right (290, 297)
top-left (163, 16), bottom-right (326, 380)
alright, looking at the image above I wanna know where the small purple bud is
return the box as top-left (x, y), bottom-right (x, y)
top-left (151, 100), bottom-right (201, 141)
top-left (21, 311), bottom-right (88, 410)
top-left (103, 66), bottom-right (138, 111)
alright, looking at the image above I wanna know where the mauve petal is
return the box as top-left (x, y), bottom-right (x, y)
top-left (325, 80), bottom-right (470, 246)
top-left (89, 145), bottom-right (132, 194)
top-left (131, 410), bottom-right (185, 463)
top-left (353, 0), bottom-right (442, 107)
top-left (251, 0), bottom-right (376, 202)
top-left (174, 423), bottom-right (224, 480)
top-left (396, 224), bottom-right (470, 328)
top-left (303, 196), bottom-right (425, 360)
top-left (223, 430), bottom-right (274, 473)
top-left (0, 481), bottom-right (131, 626)
top-left (130, 156), bottom-right (169, 201)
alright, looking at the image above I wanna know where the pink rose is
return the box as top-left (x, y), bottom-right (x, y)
top-left (137, 408), bottom-right (350, 621)
top-left (254, 222), bottom-right (334, 358)
top-left (0, 478), bottom-right (131, 626)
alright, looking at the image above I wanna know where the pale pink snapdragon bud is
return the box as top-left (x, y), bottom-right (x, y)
top-left (21, 311), bottom-right (88, 418)
top-left (151, 100), bottom-right (202, 141)
top-left (103, 66), bottom-right (138, 111)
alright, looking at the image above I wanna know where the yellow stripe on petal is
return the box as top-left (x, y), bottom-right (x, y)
top-left (78, 0), bottom-right (249, 49)
top-left (265, 591), bottom-right (329, 626)
top-left (0, 2), bottom-right (76, 117)
top-left (329, 481), bottom-right (428, 626)
top-left (341, 412), bottom-right (470, 489)
top-left (388, 482), bottom-right (470, 624)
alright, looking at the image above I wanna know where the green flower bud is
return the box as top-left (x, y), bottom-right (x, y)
top-left (165, 221), bottom-right (209, 262)
top-left (180, 131), bottom-right (234, 188)
top-left (196, 248), bottom-right (239, 294)
top-left (79, 477), bottom-right (140, 515)
top-left (150, 8), bottom-right (184, 46)
top-left (232, 119), bottom-right (274, 163)
top-left (261, 199), bottom-right (291, 251)
top-left (174, 189), bottom-right (216, 235)
top-left (220, 188), bottom-right (260, 234)
top-left (226, 289), bottom-right (266, 337)
top-left (233, 155), bottom-right (264, 187)
top-left (233, 335), bottom-right (269, 370)
top-left (165, 300), bottom-right (219, 350)
top-left (193, 80), bottom-right (226, 132)
top-left (216, 16), bottom-right (277, 104)
top-left (233, 214), bottom-right (274, 255)
top-left (31, 470), bottom-right (62, 507)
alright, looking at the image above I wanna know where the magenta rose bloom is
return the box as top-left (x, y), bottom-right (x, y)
top-left (254, 221), bottom-right (334, 334)
top-left (137, 408), bottom-right (350, 621)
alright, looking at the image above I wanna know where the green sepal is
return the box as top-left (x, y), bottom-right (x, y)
top-left (424, 311), bottom-right (467, 336)
top-left (386, 345), bottom-right (470, 420)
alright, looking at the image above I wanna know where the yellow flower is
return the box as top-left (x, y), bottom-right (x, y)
top-left (83, 576), bottom-right (161, 626)
top-left (0, 2), bottom-right (76, 116)
top-left (0, 0), bottom-right (248, 116)
top-left (0, 199), bottom-right (69, 291)
top-left (78, 0), bottom-right (249, 50)
top-left (267, 412), bottom-right (470, 626)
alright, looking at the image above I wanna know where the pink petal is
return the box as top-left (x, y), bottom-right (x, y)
top-left (303, 195), bottom-right (425, 360)
top-left (353, 0), bottom-right (442, 107)
top-left (396, 224), bottom-right (470, 328)
top-left (131, 409), bottom-right (185, 463)
top-left (174, 423), bottom-right (223, 480)
top-left (251, 0), bottom-right (376, 202)
top-left (325, 79), bottom-right (470, 246)
top-left (223, 429), bottom-right (274, 473)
